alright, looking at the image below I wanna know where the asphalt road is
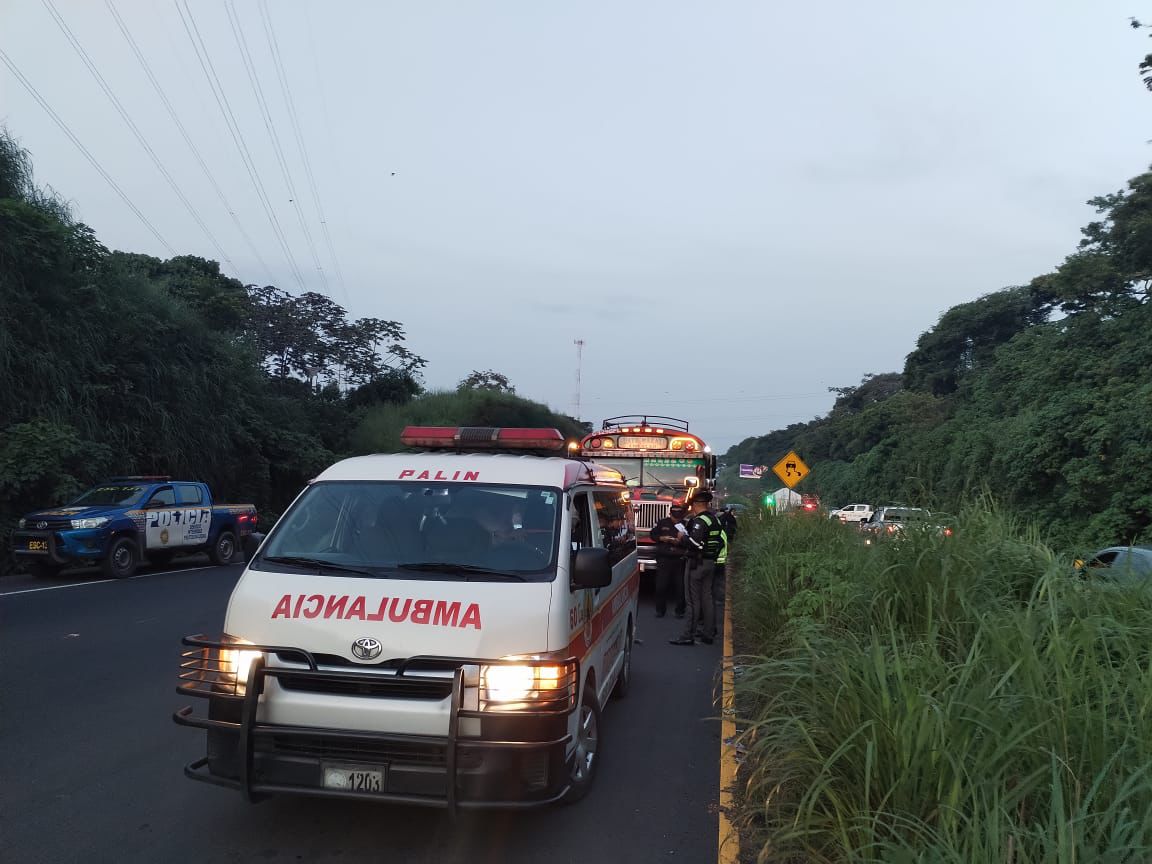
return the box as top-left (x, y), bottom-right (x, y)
top-left (0, 564), bottom-right (721, 864)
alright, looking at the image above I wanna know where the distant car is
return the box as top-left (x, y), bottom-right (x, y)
top-left (798, 493), bottom-right (821, 515)
top-left (1077, 546), bottom-right (1152, 582)
top-left (861, 506), bottom-right (934, 544)
top-left (834, 503), bottom-right (874, 525)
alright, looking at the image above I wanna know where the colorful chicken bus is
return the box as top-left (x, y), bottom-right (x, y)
top-left (578, 416), bottom-right (716, 574)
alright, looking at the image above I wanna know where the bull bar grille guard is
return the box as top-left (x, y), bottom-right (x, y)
top-left (173, 635), bottom-right (579, 812)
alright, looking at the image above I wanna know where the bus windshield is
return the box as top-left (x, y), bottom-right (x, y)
top-left (591, 457), bottom-right (704, 492)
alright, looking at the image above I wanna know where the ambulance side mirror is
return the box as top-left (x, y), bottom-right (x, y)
top-left (242, 532), bottom-right (265, 563)
top-left (570, 547), bottom-right (612, 590)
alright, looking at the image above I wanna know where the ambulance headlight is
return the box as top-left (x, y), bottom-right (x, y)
top-left (219, 635), bottom-right (263, 694)
top-left (222, 645), bottom-right (262, 684)
top-left (480, 660), bottom-right (577, 710)
top-left (177, 634), bottom-right (264, 699)
top-left (483, 665), bottom-right (535, 702)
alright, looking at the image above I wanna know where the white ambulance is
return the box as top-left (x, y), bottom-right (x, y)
top-left (175, 426), bottom-right (639, 809)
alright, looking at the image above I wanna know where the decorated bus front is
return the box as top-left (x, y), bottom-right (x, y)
top-left (578, 416), bottom-right (715, 573)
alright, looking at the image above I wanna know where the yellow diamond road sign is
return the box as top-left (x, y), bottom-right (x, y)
top-left (772, 451), bottom-right (810, 488)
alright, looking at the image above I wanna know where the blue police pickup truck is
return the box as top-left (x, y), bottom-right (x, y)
top-left (12, 476), bottom-right (258, 579)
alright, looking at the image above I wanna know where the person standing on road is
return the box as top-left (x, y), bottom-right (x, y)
top-left (713, 506), bottom-right (737, 613)
top-left (718, 506), bottom-right (737, 543)
top-left (649, 503), bottom-right (688, 618)
top-left (670, 491), bottom-right (724, 646)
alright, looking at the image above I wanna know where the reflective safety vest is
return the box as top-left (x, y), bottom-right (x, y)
top-left (696, 512), bottom-right (725, 560)
top-left (716, 527), bottom-right (729, 565)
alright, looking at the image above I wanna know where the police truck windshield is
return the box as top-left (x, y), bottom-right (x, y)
top-left (251, 481), bottom-right (561, 581)
top-left (70, 485), bottom-right (148, 507)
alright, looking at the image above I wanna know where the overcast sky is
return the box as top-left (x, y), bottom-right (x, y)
top-left (2, 1), bottom-right (1148, 452)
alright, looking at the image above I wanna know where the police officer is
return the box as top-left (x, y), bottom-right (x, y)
top-left (713, 515), bottom-right (730, 615)
top-left (718, 506), bottom-right (737, 542)
top-left (649, 503), bottom-right (687, 618)
top-left (670, 491), bottom-right (724, 646)
top-left (714, 506), bottom-right (737, 610)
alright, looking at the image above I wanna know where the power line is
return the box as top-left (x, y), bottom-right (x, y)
top-left (41, 0), bottom-right (234, 269)
top-left (0, 46), bottom-right (175, 254)
top-left (175, 0), bottom-right (305, 290)
top-left (583, 392), bottom-right (832, 406)
top-left (104, 0), bottom-right (274, 284)
top-left (300, 0), bottom-right (350, 297)
top-left (259, 0), bottom-right (346, 302)
top-left (225, 0), bottom-right (327, 294)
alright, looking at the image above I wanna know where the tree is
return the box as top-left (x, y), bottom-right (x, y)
top-left (1133, 17), bottom-right (1152, 91)
top-left (457, 369), bottom-right (515, 393)
top-left (1031, 170), bottom-right (1152, 314)
top-left (903, 287), bottom-right (1049, 395)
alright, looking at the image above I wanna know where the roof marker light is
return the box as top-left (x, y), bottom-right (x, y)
top-left (400, 426), bottom-right (567, 451)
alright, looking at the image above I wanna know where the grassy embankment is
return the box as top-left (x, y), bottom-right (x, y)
top-left (732, 506), bottom-right (1152, 862)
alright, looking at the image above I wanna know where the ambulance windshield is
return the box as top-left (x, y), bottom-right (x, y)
top-left (253, 481), bottom-right (561, 581)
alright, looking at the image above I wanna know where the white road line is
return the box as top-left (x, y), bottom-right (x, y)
top-left (0, 565), bottom-right (218, 597)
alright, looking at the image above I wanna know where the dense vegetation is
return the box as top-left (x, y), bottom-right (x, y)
top-left (0, 131), bottom-right (581, 575)
top-left (723, 166), bottom-right (1152, 550)
top-left (733, 510), bottom-right (1152, 862)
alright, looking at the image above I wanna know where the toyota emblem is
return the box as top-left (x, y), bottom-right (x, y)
top-left (351, 637), bottom-right (382, 661)
top-left (36, 521), bottom-right (47, 530)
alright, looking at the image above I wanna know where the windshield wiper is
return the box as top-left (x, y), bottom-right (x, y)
top-left (396, 562), bottom-right (527, 581)
top-left (262, 555), bottom-right (377, 577)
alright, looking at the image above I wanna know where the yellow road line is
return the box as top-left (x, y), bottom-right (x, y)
top-left (719, 570), bottom-right (740, 864)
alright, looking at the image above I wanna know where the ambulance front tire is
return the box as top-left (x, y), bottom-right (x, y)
top-left (612, 619), bottom-right (633, 699)
top-left (562, 682), bottom-right (601, 805)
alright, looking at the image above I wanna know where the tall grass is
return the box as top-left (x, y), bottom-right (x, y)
top-left (733, 504), bottom-right (1152, 862)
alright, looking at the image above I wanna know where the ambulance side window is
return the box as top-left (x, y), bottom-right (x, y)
top-left (571, 493), bottom-right (593, 551)
top-left (593, 491), bottom-right (635, 565)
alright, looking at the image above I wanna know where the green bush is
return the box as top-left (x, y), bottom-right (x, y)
top-left (350, 389), bottom-right (585, 453)
top-left (734, 508), bottom-right (1152, 862)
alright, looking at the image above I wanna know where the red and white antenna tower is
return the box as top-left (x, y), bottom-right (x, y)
top-left (573, 338), bottom-right (585, 421)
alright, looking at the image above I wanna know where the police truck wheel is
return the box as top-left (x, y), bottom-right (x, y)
top-left (563, 682), bottom-right (601, 804)
top-left (102, 537), bottom-right (139, 579)
top-left (612, 620), bottom-right (633, 699)
top-left (209, 531), bottom-right (237, 566)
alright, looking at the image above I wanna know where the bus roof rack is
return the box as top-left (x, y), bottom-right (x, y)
top-left (600, 415), bottom-right (690, 432)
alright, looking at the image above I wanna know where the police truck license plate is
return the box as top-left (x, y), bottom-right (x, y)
top-left (27, 539), bottom-right (48, 552)
top-left (322, 765), bottom-right (383, 792)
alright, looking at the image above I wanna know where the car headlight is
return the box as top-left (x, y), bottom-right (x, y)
top-left (221, 640), bottom-right (262, 687)
top-left (480, 660), bottom-right (576, 710)
top-left (70, 517), bottom-right (108, 529)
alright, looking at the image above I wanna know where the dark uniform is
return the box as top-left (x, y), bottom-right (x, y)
top-left (714, 507), bottom-right (738, 608)
top-left (649, 505), bottom-right (687, 618)
top-left (670, 492), bottom-right (724, 646)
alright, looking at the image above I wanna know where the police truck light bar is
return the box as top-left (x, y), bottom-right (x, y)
top-left (400, 426), bottom-right (567, 451)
